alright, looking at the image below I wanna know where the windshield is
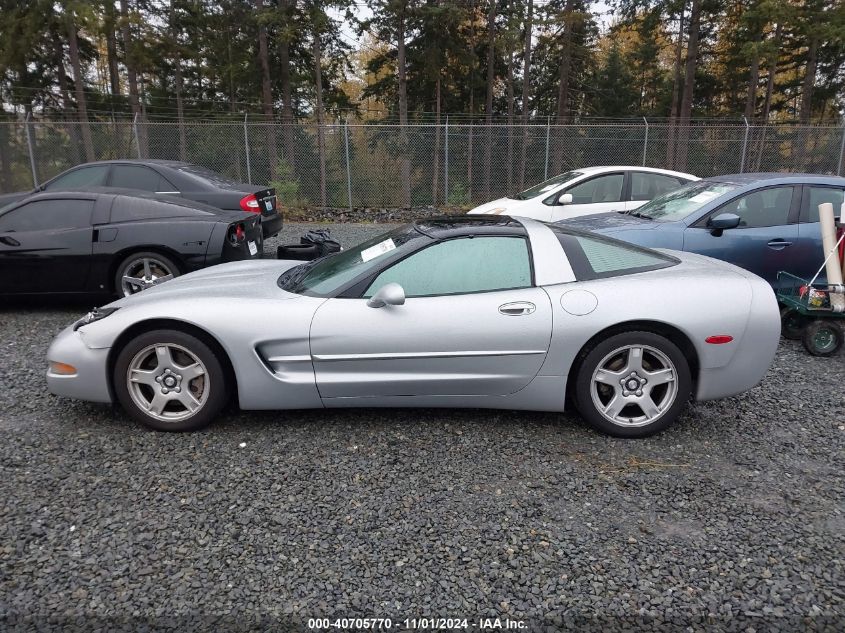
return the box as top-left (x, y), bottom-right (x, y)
top-left (510, 171), bottom-right (582, 200)
top-left (630, 180), bottom-right (739, 222)
top-left (278, 224), bottom-right (428, 296)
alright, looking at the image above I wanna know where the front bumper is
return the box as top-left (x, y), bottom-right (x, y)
top-left (46, 326), bottom-right (113, 403)
top-left (260, 212), bottom-right (283, 238)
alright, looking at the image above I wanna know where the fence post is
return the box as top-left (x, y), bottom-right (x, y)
top-left (544, 116), bottom-right (551, 180)
top-left (642, 116), bottom-right (649, 166)
top-left (344, 118), bottom-right (353, 212)
top-left (24, 113), bottom-right (38, 188)
top-left (133, 112), bottom-right (142, 159)
top-left (838, 118), bottom-right (845, 176)
top-left (444, 116), bottom-right (449, 205)
top-left (243, 113), bottom-right (252, 185)
top-left (740, 116), bottom-right (750, 174)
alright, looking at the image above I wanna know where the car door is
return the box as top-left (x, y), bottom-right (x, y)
top-left (0, 198), bottom-right (95, 293)
top-left (625, 171), bottom-right (689, 211)
top-left (547, 172), bottom-right (625, 221)
top-left (794, 184), bottom-right (845, 284)
top-left (682, 185), bottom-right (799, 287)
top-left (309, 235), bottom-right (553, 399)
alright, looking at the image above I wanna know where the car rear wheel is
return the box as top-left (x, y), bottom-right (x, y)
top-left (116, 251), bottom-right (180, 297)
top-left (573, 331), bottom-right (692, 438)
top-left (113, 329), bottom-right (229, 431)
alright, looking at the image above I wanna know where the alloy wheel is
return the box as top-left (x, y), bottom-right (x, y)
top-left (120, 256), bottom-right (174, 296)
top-left (126, 343), bottom-right (209, 423)
top-left (589, 344), bottom-right (678, 427)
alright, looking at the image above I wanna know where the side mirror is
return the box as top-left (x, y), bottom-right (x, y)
top-left (366, 282), bottom-right (406, 308)
top-left (708, 213), bottom-right (741, 230)
top-left (557, 193), bottom-right (573, 206)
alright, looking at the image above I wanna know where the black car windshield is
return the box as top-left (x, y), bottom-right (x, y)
top-left (278, 225), bottom-right (427, 296)
top-left (630, 180), bottom-right (738, 222)
top-left (510, 171), bottom-right (582, 200)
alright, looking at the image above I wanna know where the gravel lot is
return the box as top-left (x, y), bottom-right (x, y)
top-left (1, 222), bottom-right (844, 631)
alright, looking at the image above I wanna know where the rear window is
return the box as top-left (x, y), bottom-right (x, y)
top-left (547, 225), bottom-right (677, 280)
top-left (176, 165), bottom-right (242, 188)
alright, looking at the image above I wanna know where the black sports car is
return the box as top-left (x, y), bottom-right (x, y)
top-left (0, 189), bottom-right (263, 297)
top-left (0, 160), bottom-right (282, 238)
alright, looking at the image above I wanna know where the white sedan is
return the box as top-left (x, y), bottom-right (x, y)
top-left (468, 166), bottom-right (698, 222)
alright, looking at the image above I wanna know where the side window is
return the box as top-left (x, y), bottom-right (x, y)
top-left (711, 186), bottom-right (794, 228)
top-left (364, 236), bottom-right (532, 297)
top-left (0, 199), bottom-right (93, 232)
top-left (44, 165), bottom-right (109, 191)
top-left (110, 165), bottom-right (172, 191)
top-left (630, 172), bottom-right (686, 201)
top-left (565, 174), bottom-right (624, 204)
top-left (801, 186), bottom-right (844, 223)
top-left (551, 229), bottom-right (677, 280)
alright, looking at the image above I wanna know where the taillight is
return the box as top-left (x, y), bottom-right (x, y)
top-left (240, 193), bottom-right (261, 213)
top-left (228, 223), bottom-right (246, 245)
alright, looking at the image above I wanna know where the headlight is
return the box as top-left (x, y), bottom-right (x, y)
top-left (73, 307), bottom-right (119, 331)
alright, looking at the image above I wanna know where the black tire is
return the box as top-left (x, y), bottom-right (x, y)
top-left (113, 329), bottom-right (229, 432)
top-left (572, 331), bottom-right (692, 438)
top-left (114, 251), bottom-right (181, 298)
top-left (780, 306), bottom-right (808, 340)
top-left (801, 320), bottom-right (843, 357)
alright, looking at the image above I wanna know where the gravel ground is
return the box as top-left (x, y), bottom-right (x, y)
top-left (1, 222), bottom-right (844, 632)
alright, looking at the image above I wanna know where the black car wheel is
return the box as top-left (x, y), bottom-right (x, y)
top-left (116, 251), bottom-right (180, 297)
top-left (573, 331), bottom-right (692, 438)
top-left (113, 329), bottom-right (229, 432)
top-left (801, 320), bottom-right (843, 357)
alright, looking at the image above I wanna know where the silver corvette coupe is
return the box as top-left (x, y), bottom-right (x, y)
top-left (46, 216), bottom-right (781, 438)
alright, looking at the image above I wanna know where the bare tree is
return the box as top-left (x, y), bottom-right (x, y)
top-left (799, 34), bottom-right (818, 123)
top-left (313, 16), bottom-right (327, 208)
top-left (744, 22), bottom-right (762, 119)
top-left (674, 0), bottom-right (701, 172)
top-left (103, 1), bottom-right (120, 100)
top-left (483, 0), bottom-right (496, 201)
top-left (397, 0), bottom-right (412, 208)
top-left (65, 6), bottom-right (95, 161)
top-left (551, 0), bottom-right (576, 175)
top-left (119, 0), bottom-right (147, 155)
top-left (170, 0), bottom-right (186, 161)
top-left (255, 0), bottom-right (278, 180)
top-left (279, 0), bottom-right (296, 175)
top-left (518, 0), bottom-right (533, 190)
top-left (666, 3), bottom-right (685, 169)
top-left (505, 0), bottom-right (515, 194)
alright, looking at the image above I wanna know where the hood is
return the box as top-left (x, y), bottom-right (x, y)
top-left (107, 259), bottom-right (303, 308)
top-left (468, 197), bottom-right (519, 214)
top-left (557, 211), bottom-right (664, 233)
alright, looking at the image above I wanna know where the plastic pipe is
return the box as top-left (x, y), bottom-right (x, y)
top-left (819, 202), bottom-right (844, 289)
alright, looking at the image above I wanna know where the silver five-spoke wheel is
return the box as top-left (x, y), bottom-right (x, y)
top-left (126, 343), bottom-right (209, 423)
top-left (574, 331), bottom-right (690, 437)
top-left (119, 255), bottom-right (176, 297)
top-left (590, 344), bottom-right (678, 427)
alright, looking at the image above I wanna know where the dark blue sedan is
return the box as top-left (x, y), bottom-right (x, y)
top-left (557, 173), bottom-right (845, 288)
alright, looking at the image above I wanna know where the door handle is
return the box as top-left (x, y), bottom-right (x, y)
top-left (767, 239), bottom-right (793, 250)
top-left (0, 235), bottom-right (20, 247)
top-left (499, 301), bottom-right (536, 316)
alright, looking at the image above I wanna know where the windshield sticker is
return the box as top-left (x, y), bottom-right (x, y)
top-left (361, 238), bottom-right (397, 262)
top-left (688, 191), bottom-right (720, 203)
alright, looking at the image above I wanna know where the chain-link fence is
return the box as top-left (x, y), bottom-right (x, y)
top-left (2, 118), bottom-right (844, 208)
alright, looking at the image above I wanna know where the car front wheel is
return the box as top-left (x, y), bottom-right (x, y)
top-left (113, 329), bottom-right (229, 431)
top-left (573, 331), bottom-right (692, 438)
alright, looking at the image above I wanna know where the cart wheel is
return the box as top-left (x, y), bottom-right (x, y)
top-left (802, 320), bottom-right (843, 357)
top-left (780, 306), bottom-right (809, 340)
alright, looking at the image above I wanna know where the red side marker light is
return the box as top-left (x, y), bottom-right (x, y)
top-left (705, 335), bottom-right (733, 345)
